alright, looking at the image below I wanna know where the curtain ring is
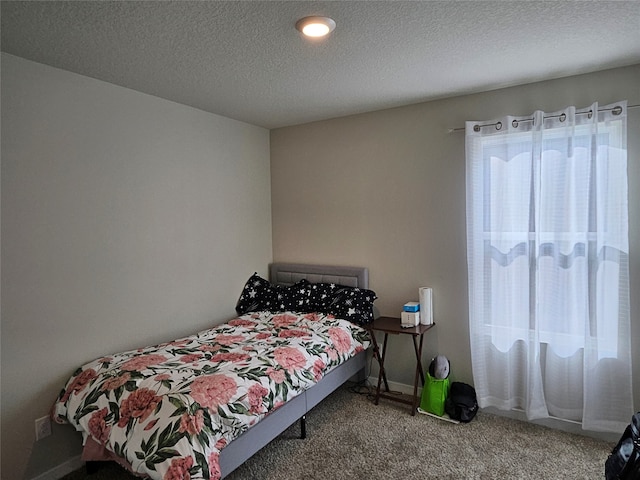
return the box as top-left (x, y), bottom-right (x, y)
top-left (559, 113), bottom-right (566, 122)
top-left (612, 106), bottom-right (623, 116)
top-left (495, 122), bottom-right (502, 131)
top-left (473, 124), bottom-right (481, 132)
top-left (587, 110), bottom-right (593, 119)
top-left (512, 119), bottom-right (519, 128)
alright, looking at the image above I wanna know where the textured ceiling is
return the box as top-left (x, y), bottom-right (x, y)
top-left (2, 1), bottom-right (639, 129)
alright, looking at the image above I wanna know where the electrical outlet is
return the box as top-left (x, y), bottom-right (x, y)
top-left (35, 416), bottom-right (52, 441)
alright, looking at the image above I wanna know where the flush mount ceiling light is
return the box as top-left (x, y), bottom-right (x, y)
top-left (295, 16), bottom-right (336, 38)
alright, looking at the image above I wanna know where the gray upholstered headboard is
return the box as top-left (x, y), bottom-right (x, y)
top-left (269, 263), bottom-right (369, 290)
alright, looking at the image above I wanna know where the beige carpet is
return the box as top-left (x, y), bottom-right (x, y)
top-left (62, 383), bottom-right (614, 479)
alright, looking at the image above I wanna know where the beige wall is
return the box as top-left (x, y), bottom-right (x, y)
top-left (271, 65), bottom-right (640, 418)
top-left (0, 54), bottom-right (272, 479)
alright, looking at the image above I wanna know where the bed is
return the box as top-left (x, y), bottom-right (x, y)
top-left (52, 263), bottom-right (376, 479)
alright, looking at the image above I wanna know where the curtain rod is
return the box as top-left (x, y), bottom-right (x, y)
top-left (447, 103), bottom-right (640, 133)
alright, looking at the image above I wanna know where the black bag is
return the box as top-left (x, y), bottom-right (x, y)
top-left (444, 382), bottom-right (478, 423)
top-left (605, 412), bottom-right (640, 480)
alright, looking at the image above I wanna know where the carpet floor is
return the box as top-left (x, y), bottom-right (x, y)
top-left (61, 383), bottom-right (614, 479)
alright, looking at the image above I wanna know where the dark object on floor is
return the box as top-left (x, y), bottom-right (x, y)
top-left (605, 412), bottom-right (640, 480)
top-left (444, 382), bottom-right (478, 423)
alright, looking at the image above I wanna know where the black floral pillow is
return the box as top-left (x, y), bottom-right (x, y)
top-left (235, 273), bottom-right (312, 315)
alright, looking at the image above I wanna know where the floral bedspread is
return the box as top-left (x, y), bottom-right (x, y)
top-left (53, 311), bottom-right (370, 479)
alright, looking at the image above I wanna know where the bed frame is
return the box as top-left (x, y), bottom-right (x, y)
top-left (218, 262), bottom-right (370, 478)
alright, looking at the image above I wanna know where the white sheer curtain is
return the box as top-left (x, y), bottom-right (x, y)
top-left (465, 101), bottom-right (633, 433)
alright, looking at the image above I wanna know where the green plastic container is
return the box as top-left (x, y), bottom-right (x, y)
top-left (420, 373), bottom-right (450, 416)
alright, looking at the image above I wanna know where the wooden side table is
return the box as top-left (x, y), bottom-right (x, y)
top-left (368, 316), bottom-right (435, 415)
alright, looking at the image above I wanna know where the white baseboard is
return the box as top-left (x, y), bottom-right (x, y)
top-left (30, 455), bottom-right (83, 480)
top-left (366, 376), bottom-right (416, 396)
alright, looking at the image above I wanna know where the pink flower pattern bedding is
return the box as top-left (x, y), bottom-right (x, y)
top-left (53, 311), bottom-right (370, 479)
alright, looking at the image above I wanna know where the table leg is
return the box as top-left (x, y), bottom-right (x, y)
top-left (413, 333), bottom-right (426, 385)
top-left (375, 333), bottom-right (390, 405)
top-left (410, 333), bottom-right (426, 415)
top-left (368, 331), bottom-right (388, 390)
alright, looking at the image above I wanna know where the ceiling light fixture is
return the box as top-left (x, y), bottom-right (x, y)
top-left (295, 16), bottom-right (336, 38)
